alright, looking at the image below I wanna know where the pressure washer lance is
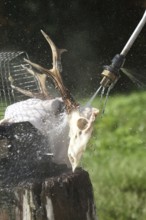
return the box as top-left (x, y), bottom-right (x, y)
top-left (100, 10), bottom-right (146, 89)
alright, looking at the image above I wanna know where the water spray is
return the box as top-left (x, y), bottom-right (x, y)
top-left (88, 10), bottom-right (146, 113)
top-left (100, 10), bottom-right (146, 90)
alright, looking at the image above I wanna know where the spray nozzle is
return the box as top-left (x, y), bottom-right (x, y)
top-left (100, 54), bottom-right (125, 88)
top-left (100, 10), bottom-right (146, 89)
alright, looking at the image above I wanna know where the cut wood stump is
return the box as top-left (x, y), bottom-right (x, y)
top-left (0, 122), bottom-right (97, 220)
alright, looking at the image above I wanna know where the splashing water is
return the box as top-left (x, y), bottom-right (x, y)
top-left (86, 85), bottom-right (102, 107)
top-left (99, 87), bottom-right (105, 107)
top-left (101, 84), bottom-right (113, 115)
top-left (84, 81), bottom-right (114, 117)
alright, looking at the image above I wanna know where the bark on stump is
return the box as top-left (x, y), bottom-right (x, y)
top-left (0, 122), bottom-right (97, 220)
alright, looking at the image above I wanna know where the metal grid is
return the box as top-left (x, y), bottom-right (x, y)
top-left (0, 52), bottom-right (38, 118)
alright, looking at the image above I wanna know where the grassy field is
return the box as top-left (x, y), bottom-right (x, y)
top-left (82, 91), bottom-right (146, 220)
top-left (1, 91), bottom-right (146, 219)
top-left (0, 101), bottom-right (8, 119)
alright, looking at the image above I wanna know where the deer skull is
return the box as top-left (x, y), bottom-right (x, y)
top-left (0, 31), bottom-right (100, 172)
top-left (68, 107), bottom-right (99, 171)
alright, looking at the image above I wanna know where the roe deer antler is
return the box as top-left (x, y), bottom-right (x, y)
top-left (9, 30), bottom-right (78, 112)
top-left (23, 30), bottom-right (79, 113)
top-left (1, 31), bottom-right (100, 172)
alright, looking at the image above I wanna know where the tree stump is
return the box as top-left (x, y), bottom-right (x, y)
top-left (0, 122), bottom-right (97, 220)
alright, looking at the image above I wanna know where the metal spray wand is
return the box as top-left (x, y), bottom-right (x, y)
top-left (100, 10), bottom-right (146, 89)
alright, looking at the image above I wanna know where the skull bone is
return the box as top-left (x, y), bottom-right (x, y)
top-left (68, 106), bottom-right (99, 172)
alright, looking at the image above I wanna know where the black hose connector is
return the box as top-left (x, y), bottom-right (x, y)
top-left (100, 54), bottom-right (125, 88)
top-left (104, 54), bottom-right (125, 76)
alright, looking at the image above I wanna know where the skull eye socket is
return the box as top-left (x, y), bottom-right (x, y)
top-left (77, 118), bottom-right (88, 130)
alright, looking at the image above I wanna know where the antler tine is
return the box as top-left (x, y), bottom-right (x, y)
top-left (41, 30), bottom-right (79, 112)
top-left (24, 31), bottom-right (79, 113)
top-left (22, 64), bottom-right (49, 98)
top-left (41, 30), bottom-right (67, 74)
top-left (8, 75), bottom-right (41, 98)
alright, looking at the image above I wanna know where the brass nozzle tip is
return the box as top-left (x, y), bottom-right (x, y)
top-left (100, 70), bottom-right (118, 88)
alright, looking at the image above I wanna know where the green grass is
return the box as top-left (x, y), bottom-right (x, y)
top-left (0, 108), bottom-right (5, 119)
top-left (1, 92), bottom-right (146, 219)
top-left (82, 91), bottom-right (146, 220)
top-left (0, 101), bottom-right (7, 119)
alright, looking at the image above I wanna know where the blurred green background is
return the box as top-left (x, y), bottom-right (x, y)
top-left (1, 84), bottom-right (146, 220)
top-left (82, 91), bottom-right (146, 220)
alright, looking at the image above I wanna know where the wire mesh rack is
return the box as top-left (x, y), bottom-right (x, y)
top-left (0, 51), bottom-right (39, 119)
